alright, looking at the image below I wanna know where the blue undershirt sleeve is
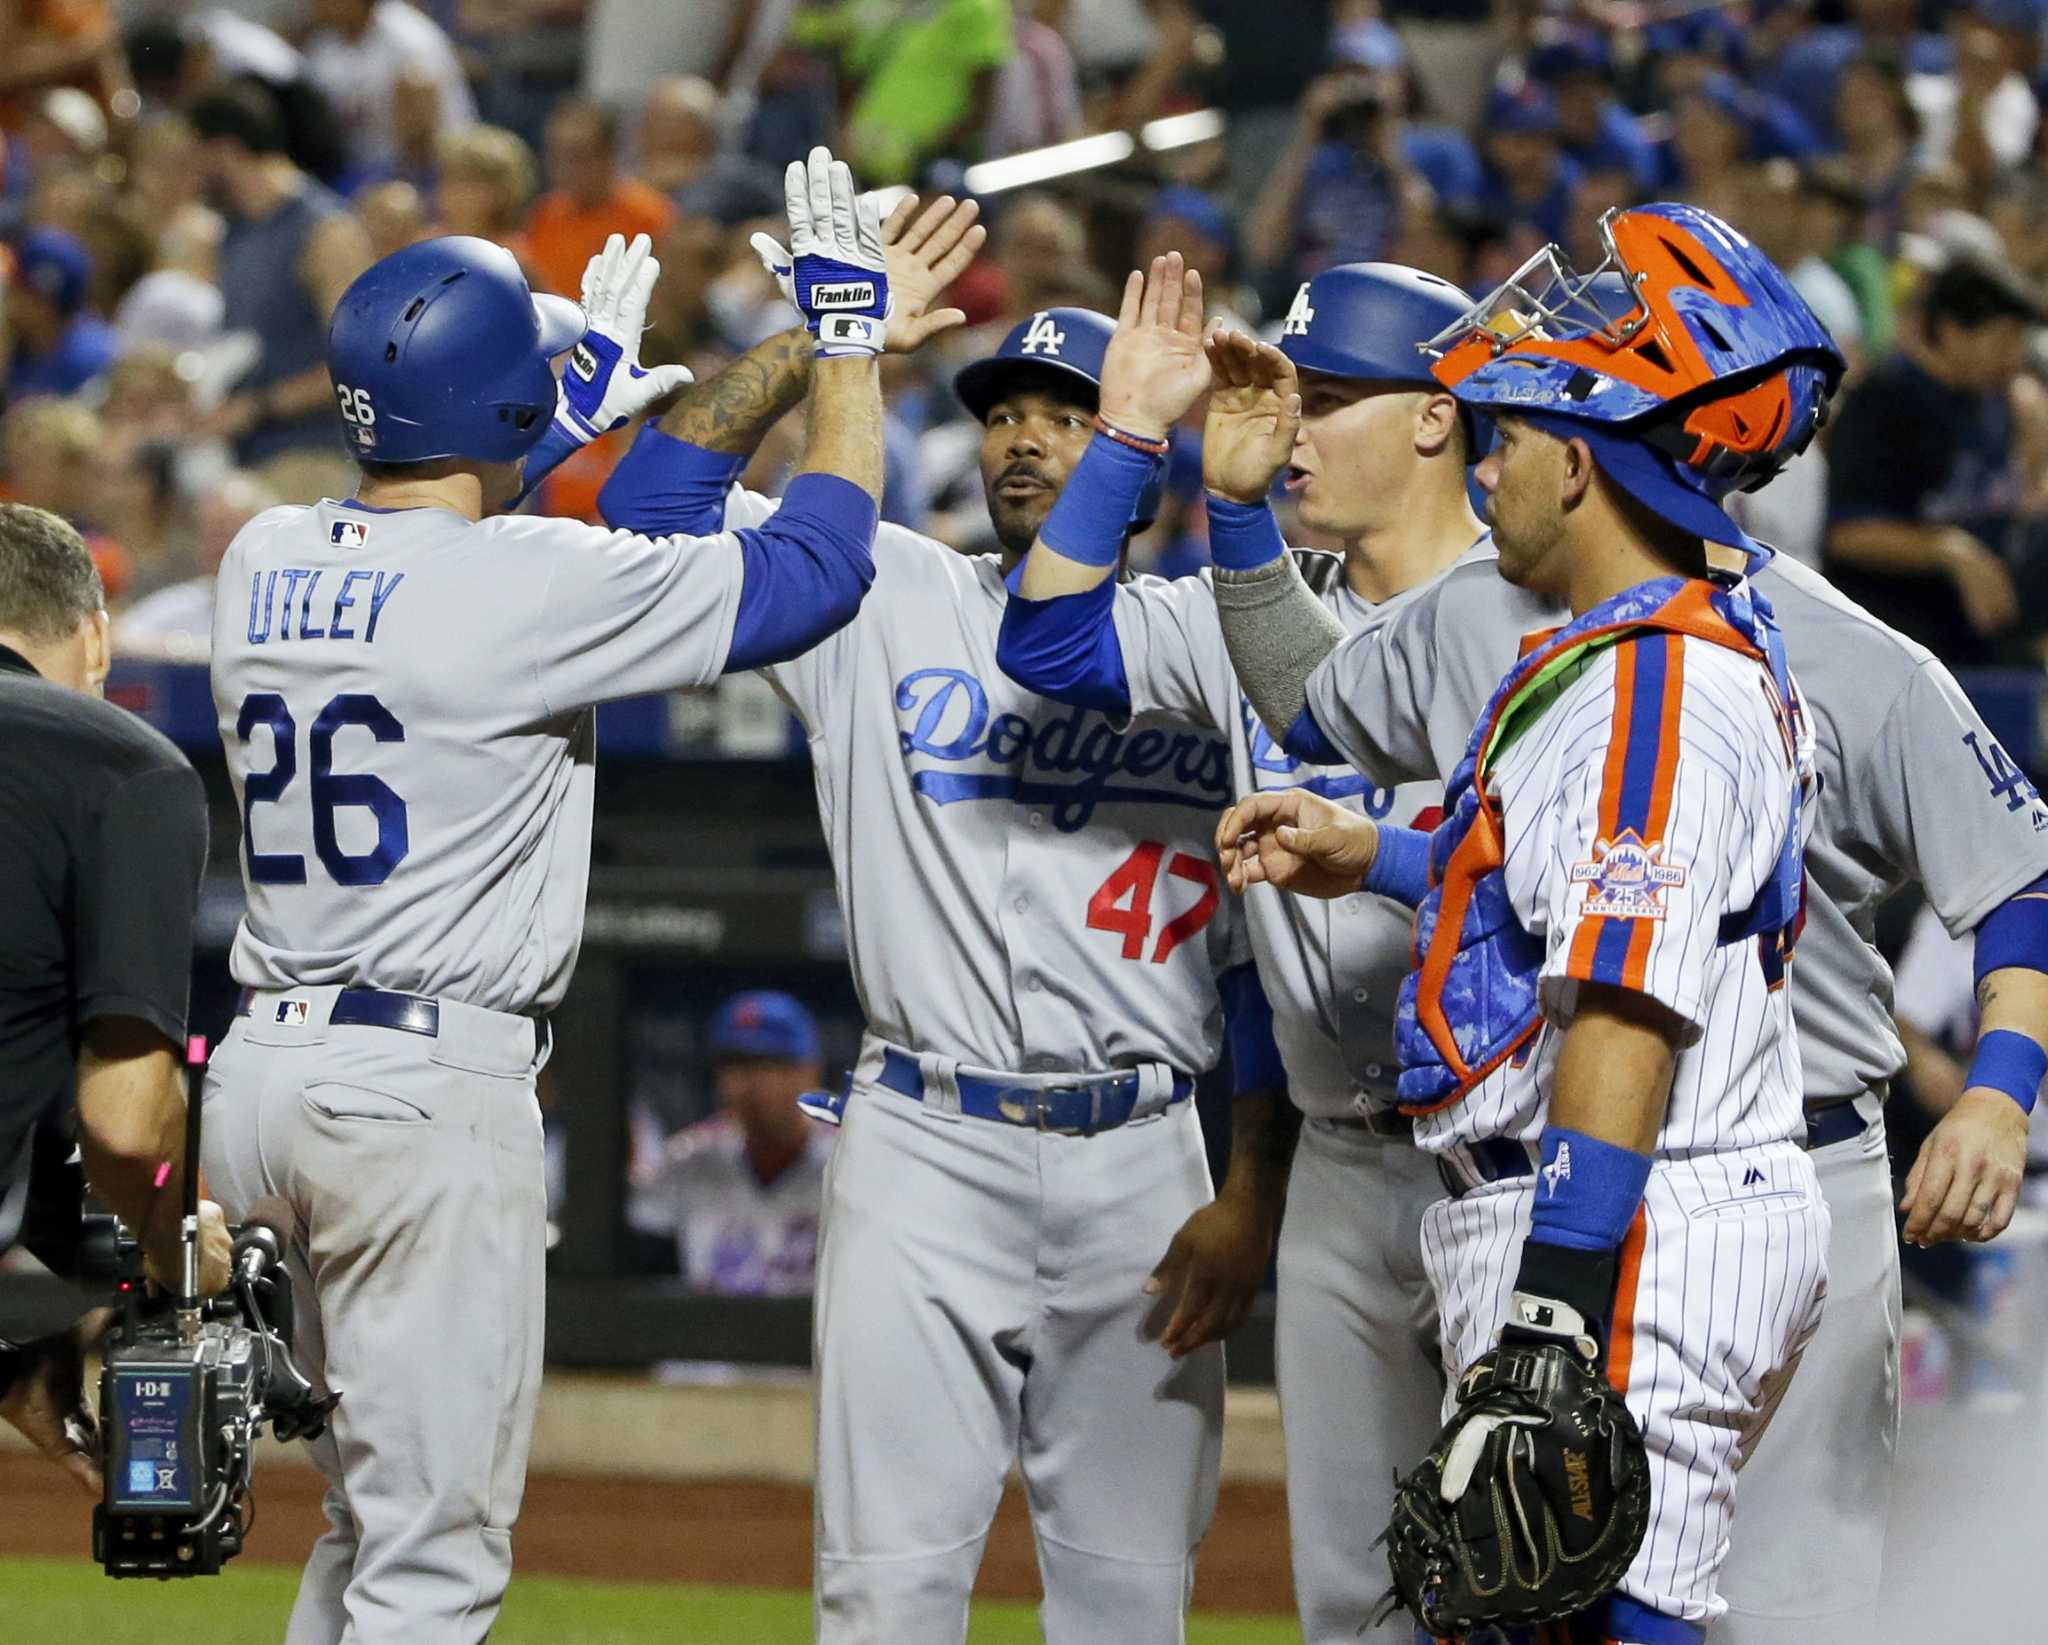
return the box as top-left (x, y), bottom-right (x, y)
top-left (995, 575), bottom-right (1132, 714)
top-left (723, 473), bottom-right (878, 671)
top-left (597, 424), bottom-right (748, 536)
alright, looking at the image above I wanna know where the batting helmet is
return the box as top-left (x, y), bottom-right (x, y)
top-left (1277, 263), bottom-right (1476, 384)
top-left (325, 236), bottom-right (586, 465)
top-left (955, 307), bottom-right (1166, 530)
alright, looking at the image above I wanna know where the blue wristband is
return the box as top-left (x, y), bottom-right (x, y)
top-left (1038, 433), bottom-right (1161, 568)
top-left (1965, 1029), bottom-right (2046, 1115)
top-left (1204, 495), bottom-right (1287, 572)
top-left (1528, 1126), bottom-right (1652, 1252)
top-left (1362, 823), bottom-right (1432, 907)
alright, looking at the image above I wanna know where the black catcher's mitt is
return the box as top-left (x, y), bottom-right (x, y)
top-left (1374, 1302), bottom-right (1652, 1638)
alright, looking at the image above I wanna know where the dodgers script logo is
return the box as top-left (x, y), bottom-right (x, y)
top-left (1019, 312), bottom-right (1067, 355)
top-left (894, 668), bottom-right (1230, 831)
top-left (1570, 828), bottom-right (1687, 919)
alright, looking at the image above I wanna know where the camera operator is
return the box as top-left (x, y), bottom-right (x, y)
top-left (0, 502), bottom-right (231, 1490)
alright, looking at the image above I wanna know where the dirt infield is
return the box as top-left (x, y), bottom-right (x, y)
top-left (0, 1455), bottom-right (1297, 1614)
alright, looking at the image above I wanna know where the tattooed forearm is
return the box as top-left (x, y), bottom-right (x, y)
top-left (656, 327), bottom-right (814, 453)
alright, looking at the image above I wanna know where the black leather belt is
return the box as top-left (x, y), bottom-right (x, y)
top-left (1803, 1101), bottom-right (1871, 1151)
top-left (238, 986), bottom-right (440, 1038)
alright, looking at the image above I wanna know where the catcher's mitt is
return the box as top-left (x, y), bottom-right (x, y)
top-left (1374, 1313), bottom-right (1651, 1637)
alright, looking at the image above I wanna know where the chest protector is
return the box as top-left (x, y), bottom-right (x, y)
top-left (1393, 573), bottom-right (1805, 1112)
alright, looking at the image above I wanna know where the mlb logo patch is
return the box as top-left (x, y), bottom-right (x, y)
top-left (331, 518), bottom-right (370, 549)
top-left (273, 998), bottom-right (311, 1027)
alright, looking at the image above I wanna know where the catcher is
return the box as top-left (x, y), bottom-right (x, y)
top-left (1218, 204), bottom-right (1843, 1643)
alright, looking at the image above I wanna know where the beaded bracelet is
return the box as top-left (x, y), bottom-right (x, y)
top-left (1092, 414), bottom-right (1170, 457)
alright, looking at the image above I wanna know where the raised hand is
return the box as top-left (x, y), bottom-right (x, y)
top-left (750, 145), bottom-right (890, 357)
top-left (1097, 251), bottom-right (1211, 441)
top-left (1215, 787), bottom-right (1377, 900)
top-left (555, 231), bottom-right (696, 443)
top-left (1203, 328), bottom-right (1301, 504)
top-left (880, 193), bottom-right (985, 353)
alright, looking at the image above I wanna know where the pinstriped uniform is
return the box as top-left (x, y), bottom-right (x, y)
top-left (1417, 628), bottom-right (1830, 1635)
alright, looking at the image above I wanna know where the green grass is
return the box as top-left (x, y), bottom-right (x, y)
top-left (0, 1557), bottom-right (1296, 1644)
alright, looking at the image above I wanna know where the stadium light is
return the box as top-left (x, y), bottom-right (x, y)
top-left (962, 131), bottom-right (1137, 194)
top-left (1139, 109), bottom-right (1225, 152)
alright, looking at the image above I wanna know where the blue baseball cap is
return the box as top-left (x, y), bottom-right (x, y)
top-left (1528, 30), bottom-right (1612, 85)
top-left (16, 228), bottom-right (91, 316)
top-left (1519, 411), bottom-right (1759, 555)
top-left (1485, 83), bottom-right (1559, 137)
top-left (1144, 184), bottom-right (1234, 254)
top-left (707, 991), bottom-right (821, 1063)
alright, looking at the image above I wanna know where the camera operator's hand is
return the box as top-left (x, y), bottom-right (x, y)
top-left (142, 1198), bottom-right (232, 1299)
top-left (0, 1309), bottom-right (110, 1494)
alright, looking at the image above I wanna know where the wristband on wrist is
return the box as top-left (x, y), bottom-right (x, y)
top-left (1965, 1028), bottom-right (2046, 1115)
top-left (1037, 432), bottom-right (1163, 569)
top-left (1091, 414), bottom-right (1170, 456)
top-left (1203, 494), bottom-right (1287, 571)
top-left (1361, 823), bottom-right (1432, 907)
top-left (1528, 1125), bottom-right (1652, 1252)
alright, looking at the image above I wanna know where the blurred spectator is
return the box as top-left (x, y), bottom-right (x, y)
top-left (123, 113), bottom-right (224, 282)
top-left (984, 0), bottom-right (1083, 161)
top-left (987, 191), bottom-right (1091, 321)
top-left (633, 75), bottom-right (781, 225)
top-left (1134, 183), bottom-right (1239, 318)
top-left (642, 214), bottom-right (727, 363)
top-left (14, 86), bottom-right (108, 187)
top-left (627, 991), bottom-right (833, 1297)
top-left (1245, 60), bottom-right (1475, 285)
top-left (1908, 4), bottom-right (2040, 188)
top-left (2, 227), bottom-right (115, 399)
top-left (189, 78), bottom-right (372, 505)
top-left (1474, 82), bottom-right (1581, 244)
top-left (1834, 51), bottom-right (1921, 232)
top-left (435, 122), bottom-right (536, 242)
top-left (1825, 255), bottom-right (2048, 666)
top-left (1801, 158), bottom-right (1897, 356)
top-left (0, 397), bottom-right (129, 602)
top-left (454, 0), bottom-right (589, 151)
top-left (793, 0), bottom-right (1016, 185)
top-left (99, 345), bottom-right (199, 446)
top-left (117, 469), bottom-right (277, 660)
top-left (1193, 0), bottom-right (1335, 208)
top-left (1527, 28), bottom-right (1658, 193)
top-left (526, 99), bottom-right (674, 298)
top-left (357, 178), bottom-right (430, 258)
top-left (1743, 158), bottom-right (1866, 371)
top-left (1760, 0), bottom-right (1953, 134)
top-left (0, 0), bottom-right (124, 118)
top-left (303, 0), bottom-right (476, 184)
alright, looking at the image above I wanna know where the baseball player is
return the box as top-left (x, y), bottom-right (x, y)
top-left (1206, 258), bottom-right (2048, 1641)
top-left (629, 990), bottom-right (834, 1297)
top-left (594, 255), bottom-right (1288, 1643)
top-left (199, 148), bottom-right (889, 1645)
top-left (991, 256), bottom-right (1552, 1643)
top-left (1222, 202), bottom-right (1842, 1641)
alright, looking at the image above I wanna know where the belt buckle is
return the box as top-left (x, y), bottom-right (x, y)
top-left (1036, 1081), bottom-right (1102, 1136)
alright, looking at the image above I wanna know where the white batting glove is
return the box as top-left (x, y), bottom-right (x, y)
top-left (750, 146), bottom-right (889, 357)
top-left (554, 232), bottom-right (694, 444)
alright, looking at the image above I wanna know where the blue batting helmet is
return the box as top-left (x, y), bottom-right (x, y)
top-left (955, 307), bottom-right (1166, 530)
top-left (1277, 262), bottom-right (1476, 384)
top-left (326, 236), bottom-right (586, 465)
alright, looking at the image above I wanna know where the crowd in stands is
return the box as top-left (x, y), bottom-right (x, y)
top-left (0, 0), bottom-right (2043, 674)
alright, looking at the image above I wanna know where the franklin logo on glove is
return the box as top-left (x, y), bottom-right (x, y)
top-left (750, 147), bottom-right (891, 359)
top-left (813, 281), bottom-right (877, 309)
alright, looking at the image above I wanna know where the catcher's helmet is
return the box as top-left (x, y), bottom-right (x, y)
top-left (955, 307), bottom-right (1165, 530)
top-left (326, 236), bottom-right (586, 465)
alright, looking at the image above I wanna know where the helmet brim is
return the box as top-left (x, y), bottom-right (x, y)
top-left (533, 294), bottom-right (587, 359)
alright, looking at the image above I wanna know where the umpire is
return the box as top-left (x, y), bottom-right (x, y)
top-left (0, 503), bottom-right (228, 1490)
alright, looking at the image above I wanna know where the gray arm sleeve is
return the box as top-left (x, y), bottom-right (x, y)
top-left (1211, 554), bottom-right (1347, 743)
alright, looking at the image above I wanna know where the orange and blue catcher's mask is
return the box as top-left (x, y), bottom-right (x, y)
top-left (1421, 203), bottom-right (1846, 508)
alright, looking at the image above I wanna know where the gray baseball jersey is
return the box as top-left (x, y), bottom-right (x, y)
top-left (1110, 543), bottom-right (1552, 1116)
top-left (210, 499), bottom-right (746, 1008)
top-left (1746, 554), bottom-right (2048, 1099)
top-left (712, 484), bottom-right (1247, 1074)
top-left (628, 1117), bottom-right (832, 1296)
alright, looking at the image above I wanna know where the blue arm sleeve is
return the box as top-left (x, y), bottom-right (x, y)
top-left (509, 421), bottom-right (585, 511)
top-left (724, 473), bottom-right (878, 672)
top-left (1362, 824), bottom-right (1432, 909)
top-left (995, 575), bottom-right (1132, 714)
top-left (1281, 704), bottom-right (1343, 766)
top-left (1218, 961), bottom-right (1288, 1097)
top-left (1972, 874), bottom-right (2048, 982)
top-left (597, 424), bottom-right (748, 536)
